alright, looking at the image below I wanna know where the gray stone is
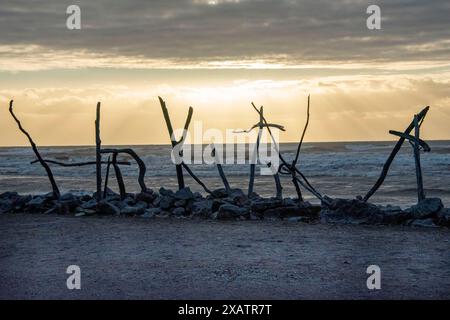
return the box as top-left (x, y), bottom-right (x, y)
top-left (320, 198), bottom-right (384, 224)
top-left (135, 191), bottom-right (155, 203)
top-left (81, 199), bottom-right (97, 210)
top-left (217, 204), bottom-right (248, 220)
top-left (160, 196), bottom-right (175, 210)
top-left (381, 205), bottom-right (410, 225)
top-left (410, 218), bottom-right (438, 228)
top-left (142, 208), bottom-right (160, 218)
top-left (436, 208), bottom-right (450, 227)
top-left (96, 201), bottom-right (120, 215)
top-left (250, 199), bottom-right (282, 213)
top-left (408, 198), bottom-right (444, 219)
top-left (211, 188), bottom-right (229, 198)
top-left (172, 207), bottom-right (186, 216)
top-left (159, 187), bottom-right (174, 197)
top-left (191, 200), bottom-right (213, 218)
top-left (120, 206), bottom-right (145, 216)
top-left (174, 199), bottom-right (186, 207)
top-left (174, 187), bottom-right (194, 200)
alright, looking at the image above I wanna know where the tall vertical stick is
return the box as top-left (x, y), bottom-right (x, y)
top-left (9, 100), bottom-right (61, 199)
top-left (95, 102), bottom-right (102, 201)
top-left (413, 115), bottom-right (425, 202)
top-left (248, 107), bottom-right (263, 197)
top-left (103, 156), bottom-right (111, 198)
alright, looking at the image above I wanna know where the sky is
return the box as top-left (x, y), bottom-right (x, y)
top-left (0, 0), bottom-right (449, 146)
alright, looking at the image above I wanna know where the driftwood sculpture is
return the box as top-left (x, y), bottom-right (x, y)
top-left (250, 100), bottom-right (329, 205)
top-left (8, 100), bottom-right (61, 199)
top-left (364, 106), bottom-right (430, 203)
top-left (158, 96), bottom-right (212, 195)
top-left (236, 105), bottom-right (285, 198)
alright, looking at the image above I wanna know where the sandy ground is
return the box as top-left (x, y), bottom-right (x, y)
top-left (0, 213), bottom-right (449, 300)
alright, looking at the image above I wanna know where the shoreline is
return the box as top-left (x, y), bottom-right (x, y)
top-left (1, 213), bottom-right (449, 299)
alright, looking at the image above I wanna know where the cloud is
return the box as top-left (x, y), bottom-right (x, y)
top-left (0, 0), bottom-right (449, 70)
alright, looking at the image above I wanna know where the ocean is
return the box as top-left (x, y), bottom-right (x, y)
top-left (1, 141), bottom-right (450, 208)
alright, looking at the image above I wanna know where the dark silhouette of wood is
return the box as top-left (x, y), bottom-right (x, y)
top-left (95, 102), bottom-right (102, 201)
top-left (181, 162), bottom-right (212, 194)
top-left (212, 145), bottom-right (231, 193)
top-left (248, 106), bottom-right (263, 197)
top-left (251, 102), bottom-right (328, 204)
top-left (293, 95), bottom-right (310, 165)
top-left (159, 96), bottom-right (193, 190)
top-left (363, 106), bottom-right (429, 202)
top-left (112, 152), bottom-right (126, 200)
top-left (101, 148), bottom-right (148, 193)
top-left (30, 159), bottom-right (131, 166)
top-left (388, 131), bottom-right (431, 152)
top-left (9, 100), bottom-right (60, 199)
top-left (103, 156), bottom-right (111, 198)
top-left (413, 115), bottom-right (426, 202)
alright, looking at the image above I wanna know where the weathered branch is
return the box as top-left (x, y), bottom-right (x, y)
top-left (293, 94), bottom-right (310, 166)
top-left (9, 100), bottom-right (60, 199)
top-left (212, 145), bottom-right (231, 193)
top-left (95, 102), bottom-right (102, 201)
top-left (181, 162), bottom-right (213, 194)
top-left (363, 106), bottom-right (430, 202)
top-left (103, 156), bottom-right (111, 198)
top-left (101, 148), bottom-right (148, 193)
top-left (30, 159), bottom-right (131, 167)
top-left (413, 115), bottom-right (425, 202)
top-left (112, 152), bottom-right (126, 200)
top-left (388, 130), bottom-right (431, 152)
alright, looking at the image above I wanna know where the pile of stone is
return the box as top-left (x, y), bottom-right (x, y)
top-left (1, 189), bottom-right (449, 228)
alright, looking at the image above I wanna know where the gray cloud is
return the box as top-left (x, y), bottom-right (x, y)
top-left (0, 0), bottom-right (449, 65)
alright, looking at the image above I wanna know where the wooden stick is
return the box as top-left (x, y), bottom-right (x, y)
top-left (101, 148), bottom-right (148, 193)
top-left (181, 162), bottom-right (213, 194)
top-left (413, 115), bottom-right (426, 202)
top-left (293, 95), bottom-right (310, 165)
top-left (9, 100), bottom-right (60, 199)
top-left (388, 131), bottom-right (431, 152)
top-left (95, 102), bottom-right (102, 201)
top-left (248, 107), bottom-right (263, 197)
top-left (112, 152), bottom-right (126, 200)
top-left (212, 145), bottom-right (231, 192)
top-left (274, 171), bottom-right (283, 199)
top-left (30, 159), bottom-right (131, 166)
top-left (363, 106), bottom-right (429, 202)
top-left (103, 156), bottom-right (111, 198)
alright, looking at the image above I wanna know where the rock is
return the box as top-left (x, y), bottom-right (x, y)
top-left (174, 199), bottom-right (186, 207)
top-left (191, 200), bottom-right (213, 218)
top-left (381, 205), bottom-right (410, 225)
top-left (172, 207), bottom-right (186, 216)
top-left (287, 216), bottom-right (310, 223)
top-left (410, 218), bottom-right (439, 228)
top-left (250, 199), bottom-right (282, 213)
top-left (211, 188), bottom-right (229, 198)
top-left (263, 206), bottom-right (316, 220)
top-left (436, 208), bottom-right (450, 227)
top-left (81, 199), bottom-right (97, 210)
top-left (120, 206), bottom-right (145, 216)
top-left (152, 196), bottom-right (161, 207)
top-left (96, 201), bottom-right (120, 215)
top-left (135, 191), bottom-right (155, 203)
top-left (407, 198), bottom-right (444, 219)
top-left (174, 187), bottom-right (194, 200)
top-left (58, 193), bottom-right (80, 212)
top-left (229, 189), bottom-right (249, 206)
top-left (282, 198), bottom-right (297, 207)
top-left (159, 196), bottom-right (175, 210)
top-left (217, 204), bottom-right (248, 220)
top-left (159, 187), bottom-right (174, 197)
top-left (320, 198), bottom-right (384, 224)
top-left (142, 208), bottom-right (160, 218)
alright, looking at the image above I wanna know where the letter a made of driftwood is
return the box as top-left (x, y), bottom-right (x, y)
top-left (240, 103), bottom-right (285, 198)
top-left (9, 100), bottom-right (61, 199)
top-left (363, 106), bottom-right (430, 202)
